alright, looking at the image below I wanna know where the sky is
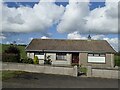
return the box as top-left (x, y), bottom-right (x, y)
top-left (0, 0), bottom-right (119, 52)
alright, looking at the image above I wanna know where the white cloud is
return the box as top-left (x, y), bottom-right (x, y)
top-left (57, 2), bottom-right (89, 33)
top-left (6, 41), bottom-right (10, 44)
top-left (91, 35), bottom-right (105, 40)
top-left (2, 1), bottom-right (118, 35)
top-left (0, 33), bottom-right (6, 40)
top-left (57, 1), bottom-right (118, 34)
top-left (85, 2), bottom-right (118, 34)
top-left (29, 37), bottom-right (33, 41)
top-left (2, 2), bottom-right (65, 33)
top-left (67, 31), bottom-right (87, 39)
top-left (41, 36), bottom-right (50, 39)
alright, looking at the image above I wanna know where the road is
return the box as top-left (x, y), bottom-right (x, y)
top-left (2, 72), bottom-right (118, 88)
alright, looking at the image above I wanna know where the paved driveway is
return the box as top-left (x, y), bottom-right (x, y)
top-left (2, 72), bottom-right (118, 88)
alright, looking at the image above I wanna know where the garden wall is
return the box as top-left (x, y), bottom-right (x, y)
top-left (2, 62), bottom-right (78, 77)
top-left (87, 66), bottom-right (119, 79)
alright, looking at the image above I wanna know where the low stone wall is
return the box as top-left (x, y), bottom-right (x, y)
top-left (87, 66), bottom-right (119, 79)
top-left (2, 62), bottom-right (78, 77)
top-left (92, 68), bottom-right (119, 79)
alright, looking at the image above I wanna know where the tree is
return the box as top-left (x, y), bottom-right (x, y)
top-left (5, 46), bottom-right (20, 54)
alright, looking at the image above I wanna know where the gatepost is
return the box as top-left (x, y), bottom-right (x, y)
top-left (87, 66), bottom-right (92, 77)
top-left (73, 65), bottom-right (78, 77)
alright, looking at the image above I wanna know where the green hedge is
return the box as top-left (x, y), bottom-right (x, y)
top-left (114, 55), bottom-right (120, 66)
top-left (2, 53), bottom-right (20, 62)
top-left (21, 58), bottom-right (33, 64)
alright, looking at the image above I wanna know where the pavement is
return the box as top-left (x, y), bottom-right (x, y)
top-left (2, 72), bottom-right (119, 88)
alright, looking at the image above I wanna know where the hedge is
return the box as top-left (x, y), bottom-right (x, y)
top-left (2, 53), bottom-right (20, 62)
top-left (21, 58), bottom-right (33, 64)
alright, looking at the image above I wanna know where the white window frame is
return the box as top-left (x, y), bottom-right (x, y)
top-left (88, 53), bottom-right (106, 63)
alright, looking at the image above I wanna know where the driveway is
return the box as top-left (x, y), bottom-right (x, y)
top-left (2, 72), bottom-right (118, 88)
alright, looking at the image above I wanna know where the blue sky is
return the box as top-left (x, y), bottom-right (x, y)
top-left (1, 0), bottom-right (119, 51)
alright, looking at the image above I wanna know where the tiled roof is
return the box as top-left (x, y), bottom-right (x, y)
top-left (25, 39), bottom-right (116, 53)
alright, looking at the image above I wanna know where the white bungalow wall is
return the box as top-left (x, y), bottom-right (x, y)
top-left (27, 52), bottom-right (72, 66)
top-left (27, 52), bottom-right (34, 59)
top-left (46, 53), bottom-right (72, 66)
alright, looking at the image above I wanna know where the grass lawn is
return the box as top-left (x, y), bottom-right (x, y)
top-left (1, 70), bottom-right (26, 81)
top-left (0, 44), bottom-right (27, 59)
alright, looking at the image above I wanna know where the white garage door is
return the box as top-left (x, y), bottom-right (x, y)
top-left (88, 53), bottom-right (105, 63)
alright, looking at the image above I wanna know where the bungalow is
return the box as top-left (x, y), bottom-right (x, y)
top-left (25, 39), bottom-right (116, 68)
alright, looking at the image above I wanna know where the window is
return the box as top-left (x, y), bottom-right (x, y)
top-left (88, 53), bottom-right (105, 57)
top-left (35, 52), bottom-right (44, 55)
top-left (88, 53), bottom-right (106, 63)
top-left (99, 54), bottom-right (105, 57)
top-left (56, 53), bottom-right (66, 60)
top-left (35, 52), bottom-right (44, 60)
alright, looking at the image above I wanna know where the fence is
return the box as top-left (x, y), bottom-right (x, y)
top-left (2, 62), bottom-right (78, 77)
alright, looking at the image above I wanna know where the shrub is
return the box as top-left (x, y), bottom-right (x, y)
top-left (5, 45), bottom-right (20, 54)
top-left (34, 56), bottom-right (39, 64)
top-left (3, 45), bottom-right (20, 62)
top-left (21, 58), bottom-right (33, 64)
top-left (2, 53), bottom-right (19, 62)
top-left (114, 55), bottom-right (120, 66)
top-left (44, 55), bottom-right (52, 65)
top-left (80, 67), bottom-right (87, 74)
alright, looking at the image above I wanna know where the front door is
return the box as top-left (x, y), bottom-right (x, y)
top-left (72, 53), bottom-right (79, 65)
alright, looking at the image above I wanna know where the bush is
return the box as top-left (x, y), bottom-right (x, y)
top-left (5, 45), bottom-right (20, 54)
top-left (21, 58), bottom-right (33, 64)
top-left (34, 56), bottom-right (39, 64)
top-left (3, 45), bottom-right (20, 62)
top-left (2, 53), bottom-right (19, 62)
top-left (80, 67), bottom-right (87, 74)
top-left (114, 55), bottom-right (120, 66)
top-left (44, 55), bottom-right (52, 65)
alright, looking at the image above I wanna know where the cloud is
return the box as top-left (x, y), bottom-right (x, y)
top-left (91, 35), bottom-right (105, 40)
top-left (2, 2), bottom-right (65, 33)
top-left (0, 33), bottom-right (6, 40)
top-left (57, 1), bottom-right (89, 33)
top-left (67, 31), bottom-right (87, 39)
top-left (85, 1), bottom-right (118, 34)
top-left (41, 36), bottom-right (50, 39)
top-left (67, 32), bottom-right (118, 51)
top-left (57, 1), bottom-right (118, 34)
top-left (2, 1), bottom-right (118, 35)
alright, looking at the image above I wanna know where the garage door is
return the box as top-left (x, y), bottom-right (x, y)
top-left (88, 53), bottom-right (105, 63)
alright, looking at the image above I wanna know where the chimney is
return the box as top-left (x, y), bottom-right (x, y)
top-left (87, 34), bottom-right (91, 41)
